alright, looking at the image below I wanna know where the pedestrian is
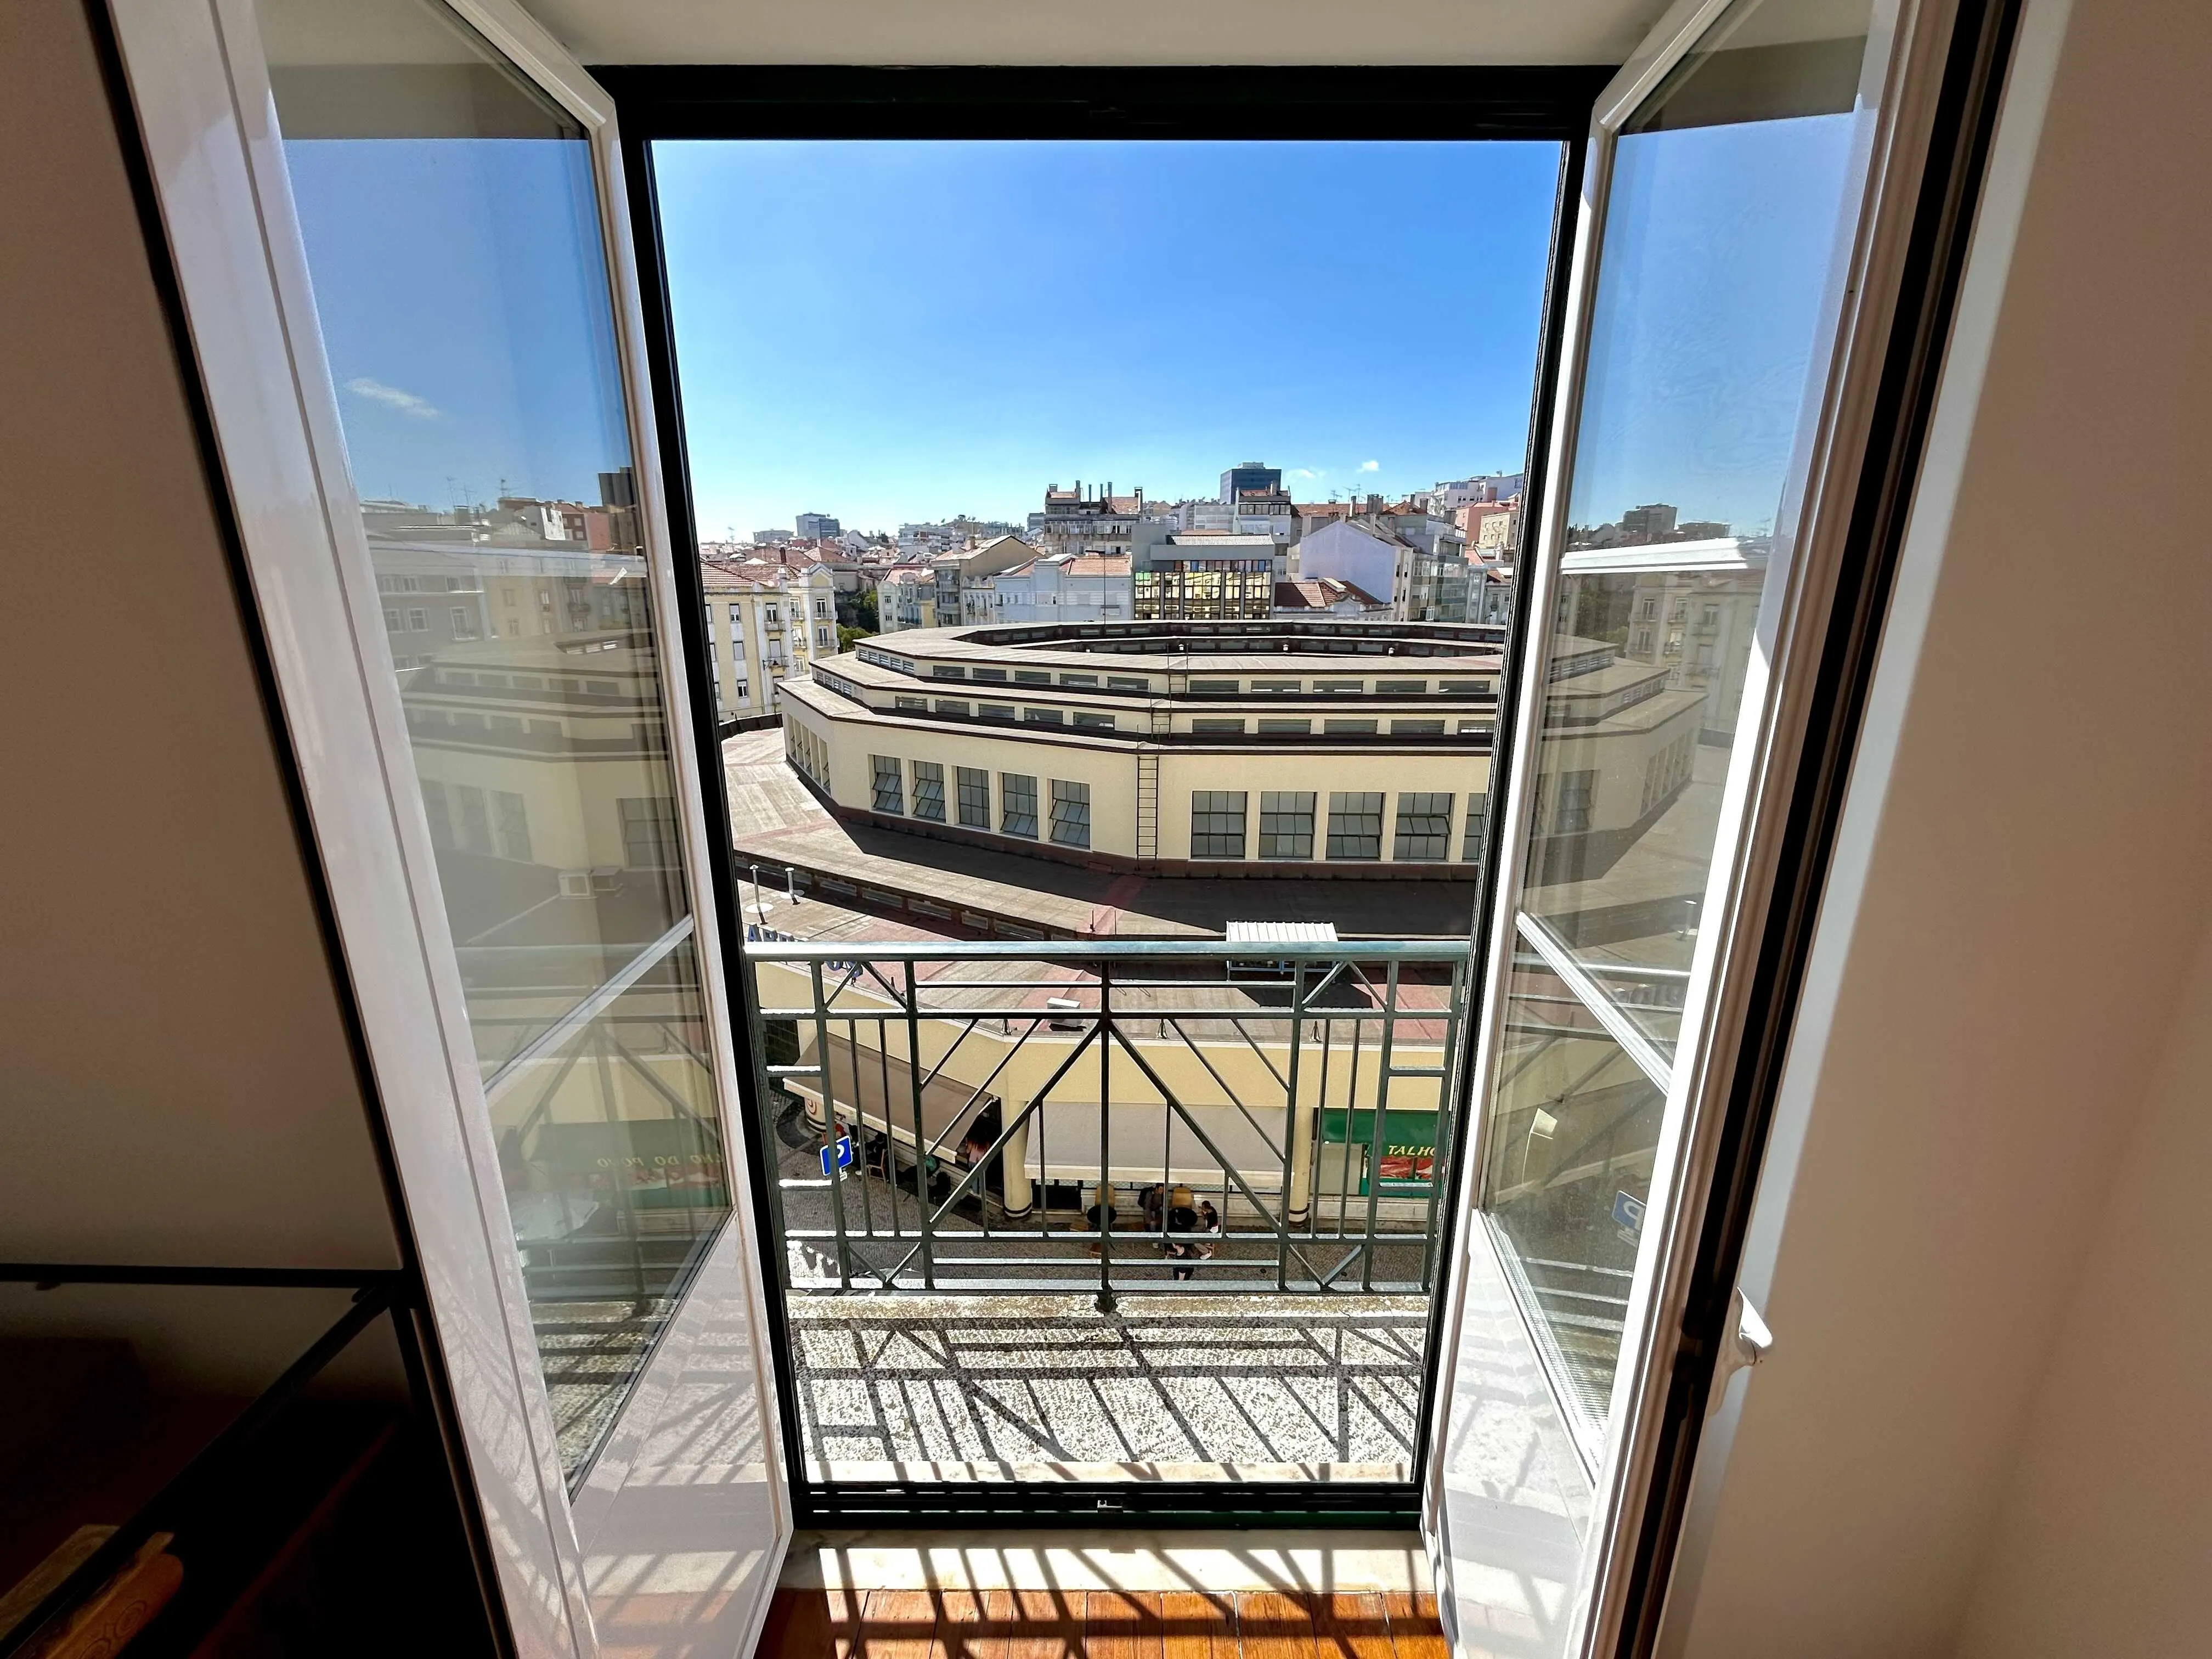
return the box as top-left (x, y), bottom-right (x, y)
top-left (1165, 1184), bottom-right (1204, 1282)
top-left (1085, 1184), bottom-right (1116, 1257)
top-left (1142, 1182), bottom-right (1166, 1239)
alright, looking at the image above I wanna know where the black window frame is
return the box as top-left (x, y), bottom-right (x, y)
top-left (1326, 791), bottom-right (1385, 861)
top-left (1190, 789), bottom-right (1249, 860)
top-left (601, 59), bottom-right (1606, 1534)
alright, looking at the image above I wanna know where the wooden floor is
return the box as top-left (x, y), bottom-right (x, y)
top-left (759, 1587), bottom-right (1449, 1657)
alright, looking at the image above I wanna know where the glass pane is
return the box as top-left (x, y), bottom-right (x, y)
top-left (1483, 0), bottom-right (1883, 1439)
top-left (1484, 955), bottom-right (1666, 1444)
top-left (1520, 561), bottom-right (1765, 1047)
top-left (1530, 0), bottom-right (1875, 1030)
top-left (487, 938), bottom-right (724, 1471)
top-left (260, 0), bottom-right (726, 1476)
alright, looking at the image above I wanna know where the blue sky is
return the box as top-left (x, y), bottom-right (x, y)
top-left (286, 137), bottom-right (635, 511)
top-left (284, 126), bottom-right (1859, 546)
top-left (1568, 112), bottom-right (1861, 539)
top-left (655, 140), bottom-right (1562, 537)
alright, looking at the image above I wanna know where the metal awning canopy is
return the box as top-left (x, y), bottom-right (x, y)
top-left (784, 1032), bottom-right (1000, 1156)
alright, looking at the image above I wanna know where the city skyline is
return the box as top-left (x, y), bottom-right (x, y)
top-left (654, 139), bottom-right (1561, 537)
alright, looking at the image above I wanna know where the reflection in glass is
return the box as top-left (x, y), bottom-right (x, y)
top-left (1485, 955), bottom-right (1666, 1443)
top-left (1482, 0), bottom-right (1880, 1440)
top-left (1521, 561), bottom-right (1767, 1048)
top-left (487, 939), bottom-right (724, 1469)
top-left (262, 0), bottom-right (724, 1476)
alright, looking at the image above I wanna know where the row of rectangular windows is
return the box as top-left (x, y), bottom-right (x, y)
top-left (900, 664), bottom-right (1491, 698)
top-left (872, 755), bottom-right (1091, 849)
top-left (891, 696), bottom-right (1116, 730)
top-left (883, 699), bottom-right (1482, 739)
top-left (1190, 789), bottom-right (1489, 862)
top-left (1188, 716), bottom-right (1480, 736)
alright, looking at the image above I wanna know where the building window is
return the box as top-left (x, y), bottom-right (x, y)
top-left (1393, 793), bottom-right (1453, 861)
top-left (1376, 679), bottom-right (1427, 694)
top-left (935, 698), bottom-right (972, 716)
top-left (979, 702), bottom-right (1017, 721)
top-left (1072, 712), bottom-right (1115, 730)
top-left (957, 767), bottom-right (990, 828)
top-left (1462, 792), bottom-right (1489, 861)
top-left (1554, 768), bottom-right (1599, 834)
top-left (406, 607), bottom-right (429, 631)
top-left (933, 664), bottom-right (966, 679)
top-left (617, 797), bottom-right (681, 868)
top-left (383, 608), bottom-right (402, 631)
top-left (1391, 718), bottom-right (1447, 735)
top-left (1190, 791), bottom-right (1248, 859)
top-left (1023, 708), bottom-right (1065, 726)
top-left (1049, 780), bottom-right (1091, 848)
top-left (1001, 774), bottom-right (1039, 838)
top-left (895, 695), bottom-right (927, 711)
top-left (1192, 718), bottom-right (1246, 734)
top-left (1327, 792), bottom-right (1385, 860)
top-left (1107, 676), bottom-right (1148, 691)
top-left (1257, 718), bottom-right (1310, 735)
top-left (447, 607), bottom-right (470, 636)
top-left (1014, 670), bottom-right (1051, 685)
top-left (911, 760), bottom-right (946, 822)
top-left (1323, 718), bottom-right (1378, 735)
top-left (1060, 673), bottom-right (1098, 687)
top-left (860, 756), bottom-right (900, 816)
top-left (494, 790), bottom-right (532, 861)
top-left (1258, 792), bottom-right (1316, 860)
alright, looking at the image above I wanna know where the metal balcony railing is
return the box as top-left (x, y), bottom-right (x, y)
top-left (739, 939), bottom-right (1472, 1304)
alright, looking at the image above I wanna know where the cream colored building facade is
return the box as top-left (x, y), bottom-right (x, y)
top-left (781, 617), bottom-right (1714, 881)
top-left (699, 560), bottom-right (838, 723)
top-left (780, 619), bottom-right (1509, 873)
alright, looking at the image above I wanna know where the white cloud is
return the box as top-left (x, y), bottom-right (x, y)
top-left (1289, 467), bottom-right (1324, 480)
top-left (346, 376), bottom-right (442, 420)
top-left (1358, 459), bottom-right (1380, 473)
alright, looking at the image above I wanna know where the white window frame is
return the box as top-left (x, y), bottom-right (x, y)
top-left (1425, 0), bottom-right (1970, 1650)
top-left (100, 3), bottom-right (791, 1655)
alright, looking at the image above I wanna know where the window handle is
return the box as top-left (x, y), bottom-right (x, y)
top-left (1708, 1288), bottom-right (1774, 1414)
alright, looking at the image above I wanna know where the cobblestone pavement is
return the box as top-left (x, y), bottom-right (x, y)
top-left (788, 1291), bottom-right (1430, 1482)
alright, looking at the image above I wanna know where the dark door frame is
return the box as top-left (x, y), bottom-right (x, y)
top-left (597, 61), bottom-right (1606, 1528)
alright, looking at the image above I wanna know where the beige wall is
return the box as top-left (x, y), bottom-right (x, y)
top-left (1950, 912), bottom-right (2212, 1657)
top-left (0, 0), bottom-right (397, 1275)
top-left (1662, 0), bottom-right (2212, 1651)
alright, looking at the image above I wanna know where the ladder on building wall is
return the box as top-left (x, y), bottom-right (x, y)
top-left (1136, 752), bottom-right (1160, 861)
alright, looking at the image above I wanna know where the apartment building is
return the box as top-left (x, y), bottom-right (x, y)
top-left (968, 550), bottom-right (1133, 623)
top-left (699, 560), bottom-right (837, 721)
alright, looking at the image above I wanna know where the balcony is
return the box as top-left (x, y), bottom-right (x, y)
top-left (740, 937), bottom-right (1468, 1486)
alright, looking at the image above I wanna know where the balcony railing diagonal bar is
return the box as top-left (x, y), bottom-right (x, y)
top-left (1101, 1017), bottom-right (1335, 1291)
top-left (744, 939), bottom-right (1471, 1298)
top-left (1155, 1008), bottom-right (1287, 1164)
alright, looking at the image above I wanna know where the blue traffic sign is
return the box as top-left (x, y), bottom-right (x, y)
top-left (1612, 1189), bottom-right (1646, 1234)
top-left (821, 1133), bottom-right (854, 1175)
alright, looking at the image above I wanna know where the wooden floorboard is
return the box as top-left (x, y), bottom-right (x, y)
top-left (757, 1585), bottom-right (1441, 1659)
top-left (761, 1587), bottom-right (864, 1658)
top-left (1230, 1592), bottom-right (1319, 1659)
top-left (1158, 1590), bottom-right (1238, 1659)
top-left (1379, 1593), bottom-right (1449, 1659)
top-left (860, 1588), bottom-right (946, 1658)
top-left (1311, 1591), bottom-right (1395, 1659)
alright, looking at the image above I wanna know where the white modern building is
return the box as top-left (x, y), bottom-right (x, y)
top-left (970, 551), bottom-right (1133, 623)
